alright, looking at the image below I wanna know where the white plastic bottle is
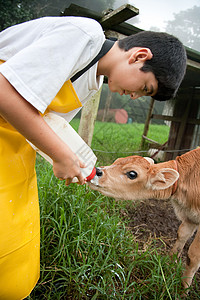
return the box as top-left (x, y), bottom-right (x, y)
top-left (27, 113), bottom-right (97, 182)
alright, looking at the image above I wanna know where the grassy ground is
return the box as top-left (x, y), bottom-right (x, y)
top-left (27, 121), bottom-right (195, 299)
top-left (71, 119), bottom-right (170, 165)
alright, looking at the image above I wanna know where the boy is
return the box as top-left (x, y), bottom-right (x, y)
top-left (0, 16), bottom-right (186, 298)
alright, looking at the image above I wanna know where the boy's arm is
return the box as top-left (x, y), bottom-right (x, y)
top-left (0, 73), bottom-right (85, 185)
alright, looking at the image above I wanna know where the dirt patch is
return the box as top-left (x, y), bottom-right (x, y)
top-left (125, 199), bottom-right (180, 250)
top-left (123, 199), bottom-right (200, 287)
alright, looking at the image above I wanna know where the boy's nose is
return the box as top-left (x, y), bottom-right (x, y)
top-left (130, 92), bottom-right (139, 100)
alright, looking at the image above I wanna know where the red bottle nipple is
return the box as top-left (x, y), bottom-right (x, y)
top-left (86, 167), bottom-right (96, 182)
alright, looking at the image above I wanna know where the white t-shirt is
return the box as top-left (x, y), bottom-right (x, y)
top-left (0, 16), bottom-right (105, 121)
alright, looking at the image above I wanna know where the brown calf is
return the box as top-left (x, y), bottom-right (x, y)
top-left (89, 147), bottom-right (200, 292)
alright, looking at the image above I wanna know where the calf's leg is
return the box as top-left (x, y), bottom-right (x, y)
top-left (182, 225), bottom-right (200, 290)
top-left (170, 220), bottom-right (197, 257)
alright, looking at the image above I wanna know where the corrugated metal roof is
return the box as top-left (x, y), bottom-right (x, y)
top-left (185, 46), bottom-right (200, 64)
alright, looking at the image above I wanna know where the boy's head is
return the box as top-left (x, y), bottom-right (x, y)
top-left (118, 31), bottom-right (187, 101)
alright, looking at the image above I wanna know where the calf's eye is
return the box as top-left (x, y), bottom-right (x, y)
top-left (126, 171), bottom-right (137, 180)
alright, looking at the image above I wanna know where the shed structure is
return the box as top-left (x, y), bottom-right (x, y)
top-left (62, 4), bottom-right (200, 160)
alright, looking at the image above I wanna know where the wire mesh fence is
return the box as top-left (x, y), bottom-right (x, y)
top-left (72, 86), bottom-right (170, 165)
top-left (73, 84), bottom-right (200, 165)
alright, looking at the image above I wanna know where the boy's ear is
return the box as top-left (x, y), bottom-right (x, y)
top-left (128, 48), bottom-right (153, 64)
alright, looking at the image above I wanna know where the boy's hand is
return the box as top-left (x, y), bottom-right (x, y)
top-left (53, 153), bottom-right (86, 185)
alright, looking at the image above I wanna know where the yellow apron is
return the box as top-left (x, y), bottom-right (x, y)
top-left (0, 60), bottom-right (82, 299)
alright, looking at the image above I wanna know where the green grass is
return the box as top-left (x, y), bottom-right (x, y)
top-left (27, 121), bottom-right (195, 299)
top-left (29, 158), bottom-right (184, 299)
top-left (70, 119), bottom-right (170, 165)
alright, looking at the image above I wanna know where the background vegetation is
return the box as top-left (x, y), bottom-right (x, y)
top-left (1, 0), bottom-right (200, 52)
top-left (98, 86), bottom-right (166, 125)
top-left (1, 2), bottom-right (199, 298)
top-left (27, 121), bottom-right (192, 299)
top-left (71, 119), bottom-right (169, 164)
top-left (1, 0), bottom-right (198, 127)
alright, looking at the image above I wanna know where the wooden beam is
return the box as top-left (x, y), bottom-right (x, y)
top-left (152, 114), bottom-right (200, 125)
top-left (142, 135), bottom-right (161, 146)
top-left (187, 59), bottom-right (200, 70)
top-left (152, 114), bottom-right (181, 122)
top-left (107, 21), bottom-right (142, 36)
top-left (62, 3), bottom-right (101, 20)
top-left (104, 29), bottom-right (126, 39)
top-left (99, 4), bottom-right (139, 29)
top-left (62, 3), bottom-right (139, 30)
top-left (174, 97), bottom-right (192, 151)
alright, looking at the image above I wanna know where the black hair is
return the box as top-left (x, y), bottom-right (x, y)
top-left (118, 31), bottom-right (187, 101)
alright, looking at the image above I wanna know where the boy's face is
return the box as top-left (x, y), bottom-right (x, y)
top-left (107, 47), bottom-right (158, 99)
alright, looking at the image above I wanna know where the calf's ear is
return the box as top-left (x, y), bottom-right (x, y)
top-left (148, 168), bottom-right (179, 190)
top-left (144, 157), bottom-right (154, 165)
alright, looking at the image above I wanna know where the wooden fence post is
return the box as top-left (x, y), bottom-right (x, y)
top-left (78, 86), bottom-right (102, 146)
top-left (140, 97), bottom-right (155, 149)
top-left (102, 89), bottom-right (112, 122)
